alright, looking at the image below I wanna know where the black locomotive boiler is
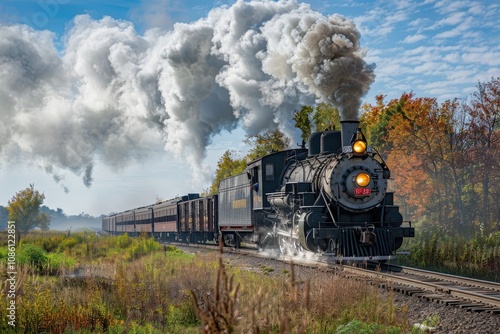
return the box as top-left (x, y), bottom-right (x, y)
top-left (218, 120), bottom-right (414, 260)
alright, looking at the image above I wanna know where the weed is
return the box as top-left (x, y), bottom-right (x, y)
top-left (260, 265), bottom-right (275, 275)
top-left (191, 256), bottom-right (240, 333)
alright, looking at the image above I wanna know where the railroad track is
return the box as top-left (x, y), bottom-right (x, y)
top-left (172, 242), bottom-right (500, 314)
top-left (385, 265), bottom-right (500, 311)
top-left (313, 255), bottom-right (500, 314)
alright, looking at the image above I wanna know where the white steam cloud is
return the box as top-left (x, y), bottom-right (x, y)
top-left (0, 0), bottom-right (375, 188)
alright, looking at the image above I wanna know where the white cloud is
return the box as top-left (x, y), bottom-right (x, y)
top-left (128, 0), bottom-right (175, 31)
top-left (461, 51), bottom-right (500, 66)
top-left (375, 63), bottom-right (403, 78)
top-left (434, 16), bottom-right (474, 38)
top-left (467, 3), bottom-right (484, 15)
top-left (408, 17), bottom-right (431, 28)
top-left (442, 52), bottom-right (460, 63)
top-left (435, 11), bottom-right (466, 26)
top-left (402, 34), bottom-right (426, 43)
top-left (434, 0), bottom-right (475, 14)
top-left (446, 68), bottom-right (476, 81)
top-left (413, 61), bottom-right (448, 74)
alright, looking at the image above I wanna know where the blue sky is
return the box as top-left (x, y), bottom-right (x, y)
top-left (0, 0), bottom-right (498, 218)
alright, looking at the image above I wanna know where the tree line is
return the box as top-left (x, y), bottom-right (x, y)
top-left (210, 77), bottom-right (499, 237)
top-left (361, 77), bottom-right (499, 236)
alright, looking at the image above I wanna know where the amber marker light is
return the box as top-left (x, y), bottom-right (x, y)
top-left (352, 140), bottom-right (367, 154)
top-left (355, 172), bottom-right (371, 187)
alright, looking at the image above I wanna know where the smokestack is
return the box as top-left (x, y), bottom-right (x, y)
top-left (340, 120), bottom-right (360, 147)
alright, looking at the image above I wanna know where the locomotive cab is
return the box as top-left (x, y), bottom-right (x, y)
top-left (217, 148), bottom-right (307, 247)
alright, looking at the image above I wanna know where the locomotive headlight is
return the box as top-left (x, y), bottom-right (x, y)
top-left (352, 140), bottom-right (367, 154)
top-left (355, 172), bottom-right (371, 187)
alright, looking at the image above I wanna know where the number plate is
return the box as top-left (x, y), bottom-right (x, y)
top-left (354, 188), bottom-right (371, 196)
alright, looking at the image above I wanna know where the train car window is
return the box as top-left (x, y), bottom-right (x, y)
top-left (252, 167), bottom-right (259, 184)
top-left (265, 163), bottom-right (274, 181)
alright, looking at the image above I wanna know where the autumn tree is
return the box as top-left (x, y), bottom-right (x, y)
top-left (360, 94), bottom-right (405, 151)
top-left (464, 77), bottom-right (500, 233)
top-left (361, 92), bottom-right (478, 234)
top-left (384, 94), bottom-right (442, 221)
top-left (209, 151), bottom-right (247, 195)
top-left (7, 184), bottom-right (50, 241)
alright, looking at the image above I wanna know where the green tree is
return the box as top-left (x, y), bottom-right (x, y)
top-left (7, 184), bottom-right (50, 241)
top-left (312, 102), bottom-right (341, 132)
top-left (293, 103), bottom-right (341, 143)
top-left (209, 151), bottom-right (247, 195)
top-left (244, 128), bottom-right (290, 161)
top-left (293, 106), bottom-right (313, 143)
top-left (360, 94), bottom-right (405, 151)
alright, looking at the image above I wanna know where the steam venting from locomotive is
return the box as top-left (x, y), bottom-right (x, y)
top-left (0, 0), bottom-right (374, 188)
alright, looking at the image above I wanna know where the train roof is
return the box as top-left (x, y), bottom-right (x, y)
top-left (102, 194), bottom-right (207, 219)
top-left (246, 148), bottom-right (308, 168)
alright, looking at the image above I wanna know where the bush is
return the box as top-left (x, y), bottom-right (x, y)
top-left (167, 302), bottom-right (199, 328)
top-left (17, 243), bottom-right (48, 269)
top-left (114, 234), bottom-right (133, 249)
top-left (57, 237), bottom-right (79, 252)
top-left (47, 253), bottom-right (76, 273)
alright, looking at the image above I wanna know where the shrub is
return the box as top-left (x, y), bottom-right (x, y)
top-left (114, 233), bottom-right (133, 249)
top-left (46, 253), bottom-right (76, 273)
top-left (167, 301), bottom-right (199, 329)
top-left (17, 243), bottom-right (48, 272)
top-left (57, 237), bottom-right (79, 252)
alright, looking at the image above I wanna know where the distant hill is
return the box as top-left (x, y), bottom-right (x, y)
top-left (0, 205), bottom-right (102, 231)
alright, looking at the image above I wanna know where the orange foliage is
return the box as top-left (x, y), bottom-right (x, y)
top-left (359, 78), bottom-right (499, 234)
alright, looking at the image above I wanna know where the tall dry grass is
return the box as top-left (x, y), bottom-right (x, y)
top-left (400, 228), bottom-right (500, 282)
top-left (1, 232), bottom-right (411, 333)
top-left (191, 248), bottom-right (409, 333)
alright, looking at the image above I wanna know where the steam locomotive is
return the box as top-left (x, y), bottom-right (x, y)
top-left (102, 121), bottom-right (414, 261)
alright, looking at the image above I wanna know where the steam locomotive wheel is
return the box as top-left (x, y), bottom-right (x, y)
top-left (328, 239), bottom-right (339, 255)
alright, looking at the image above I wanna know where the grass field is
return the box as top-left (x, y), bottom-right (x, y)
top-left (0, 231), bottom-right (432, 333)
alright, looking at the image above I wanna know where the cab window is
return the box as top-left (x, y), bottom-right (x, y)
top-left (265, 163), bottom-right (274, 181)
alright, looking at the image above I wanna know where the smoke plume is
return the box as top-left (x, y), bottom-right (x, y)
top-left (0, 0), bottom-right (375, 188)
